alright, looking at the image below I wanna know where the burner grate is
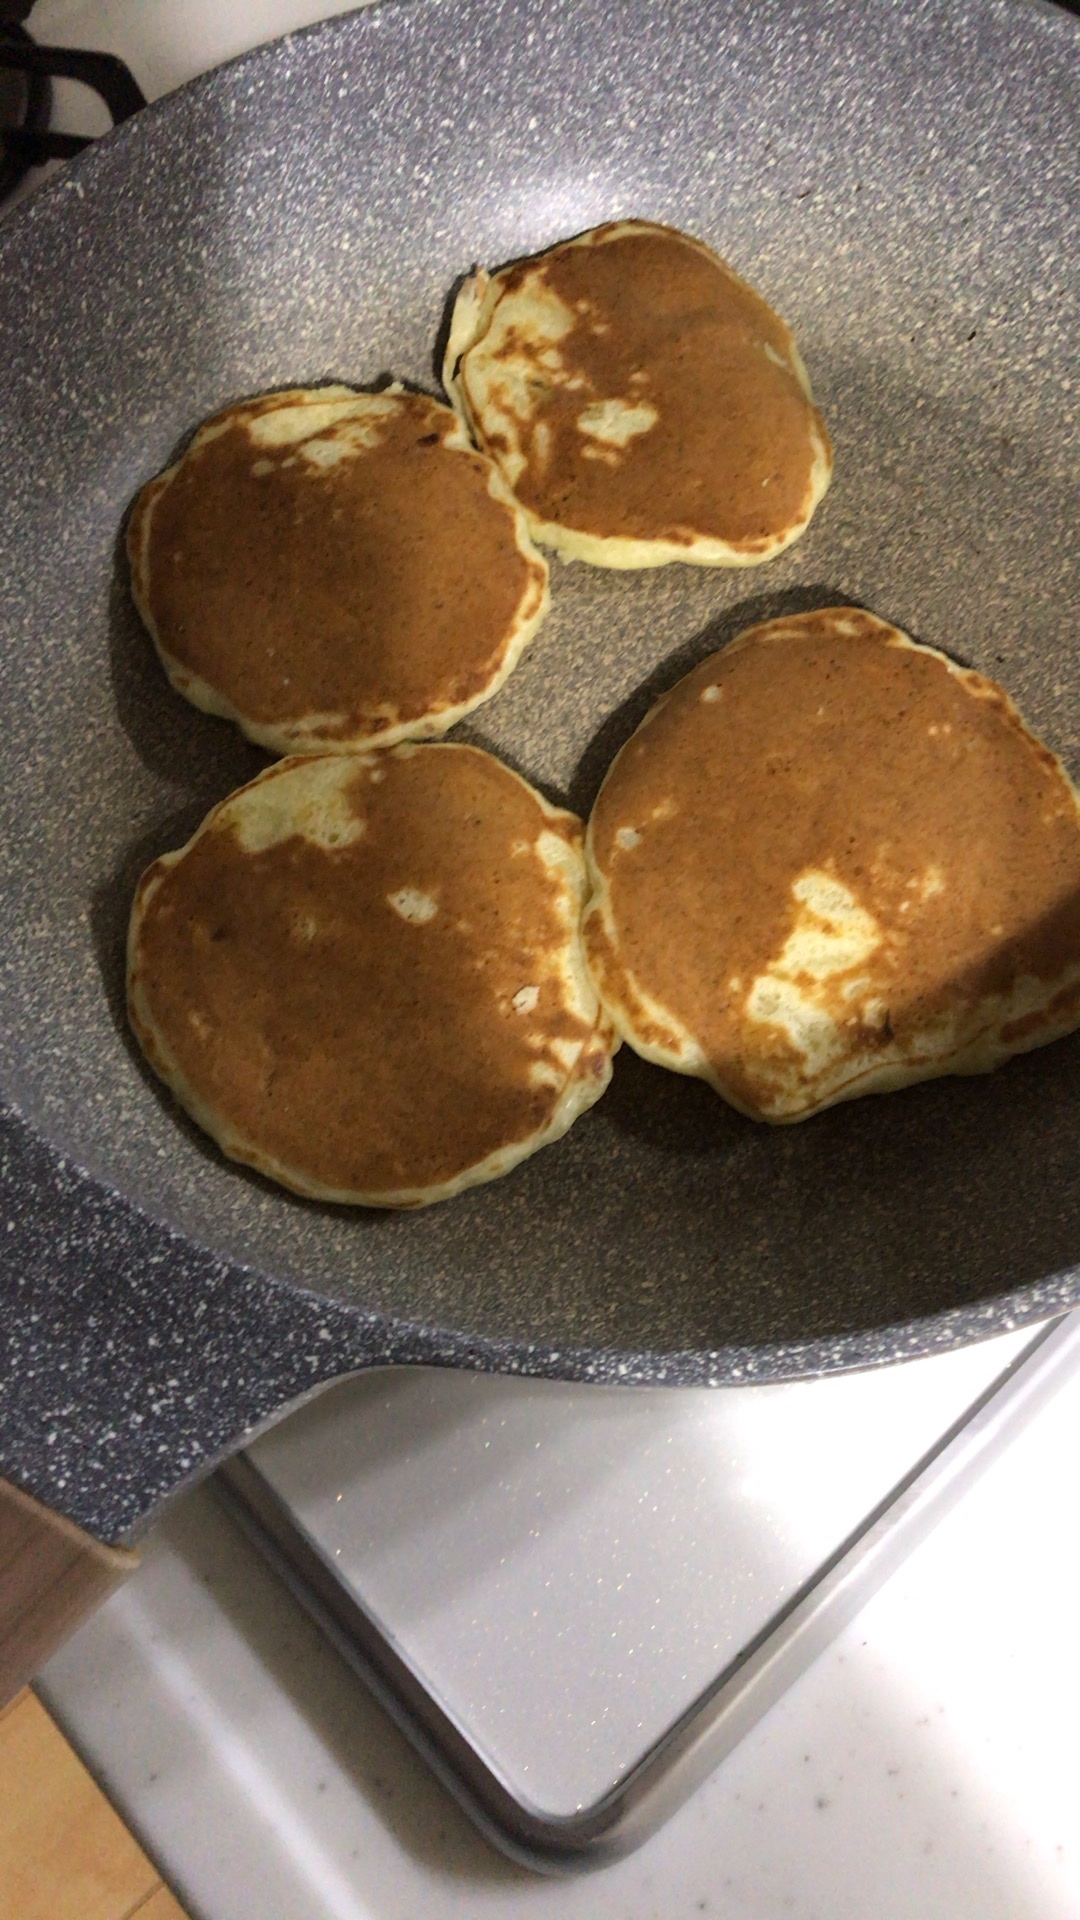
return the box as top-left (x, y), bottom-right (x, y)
top-left (1, 20), bottom-right (144, 203)
top-left (0, 23), bottom-right (49, 201)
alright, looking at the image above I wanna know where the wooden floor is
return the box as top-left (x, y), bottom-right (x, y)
top-left (0, 1687), bottom-right (189, 1920)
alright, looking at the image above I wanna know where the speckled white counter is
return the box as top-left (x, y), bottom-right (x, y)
top-left (38, 1332), bottom-right (1080, 1920)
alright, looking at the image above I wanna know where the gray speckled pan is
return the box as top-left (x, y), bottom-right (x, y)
top-left (1, 0), bottom-right (1078, 1541)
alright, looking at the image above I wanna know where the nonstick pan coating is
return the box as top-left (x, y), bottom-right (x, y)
top-left (2, 0), bottom-right (1079, 1529)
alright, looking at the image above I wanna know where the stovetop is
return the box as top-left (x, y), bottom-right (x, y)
top-left (0, 7), bottom-right (144, 205)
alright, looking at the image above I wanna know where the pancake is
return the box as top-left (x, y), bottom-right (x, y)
top-left (128, 744), bottom-right (616, 1207)
top-left (127, 386), bottom-right (550, 756)
top-left (584, 607), bottom-right (1080, 1122)
top-left (443, 219), bottom-right (833, 569)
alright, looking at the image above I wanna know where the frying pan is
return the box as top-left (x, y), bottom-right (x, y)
top-left (1, 0), bottom-right (1078, 1543)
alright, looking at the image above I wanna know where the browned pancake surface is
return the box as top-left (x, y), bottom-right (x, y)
top-left (585, 608), bottom-right (1080, 1120)
top-left (448, 221), bottom-right (832, 564)
top-left (128, 388), bottom-right (548, 755)
top-left (129, 746), bottom-right (613, 1203)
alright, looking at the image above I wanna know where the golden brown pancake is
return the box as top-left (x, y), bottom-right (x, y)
top-left (128, 745), bottom-right (616, 1206)
top-left (584, 607), bottom-right (1080, 1121)
top-left (444, 220), bottom-right (832, 569)
top-left (127, 386), bottom-right (549, 756)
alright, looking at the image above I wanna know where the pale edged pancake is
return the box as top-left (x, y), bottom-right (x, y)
top-left (584, 607), bottom-right (1080, 1122)
top-left (128, 744), bottom-right (616, 1207)
top-left (127, 386), bottom-right (550, 756)
top-left (444, 220), bottom-right (833, 570)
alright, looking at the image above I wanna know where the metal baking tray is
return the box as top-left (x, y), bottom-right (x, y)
top-left (218, 1311), bottom-right (1080, 1868)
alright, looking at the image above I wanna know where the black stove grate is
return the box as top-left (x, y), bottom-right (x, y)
top-left (1, 23), bottom-right (49, 201)
top-left (1, 16), bottom-right (144, 203)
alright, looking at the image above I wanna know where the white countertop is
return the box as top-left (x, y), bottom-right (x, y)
top-left (16, 2), bottom-right (1080, 1914)
top-left (38, 1327), bottom-right (1080, 1920)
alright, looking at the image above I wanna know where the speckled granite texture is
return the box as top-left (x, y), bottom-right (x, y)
top-left (1, 0), bottom-right (1078, 1539)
